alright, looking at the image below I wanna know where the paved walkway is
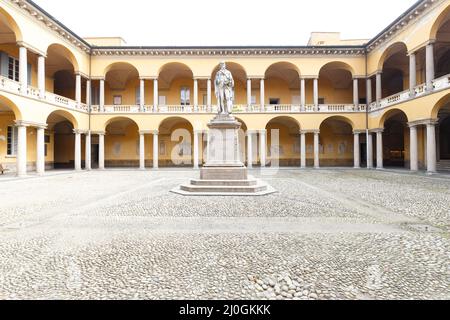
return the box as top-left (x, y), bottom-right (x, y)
top-left (0, 169), bottom-right (448, 300)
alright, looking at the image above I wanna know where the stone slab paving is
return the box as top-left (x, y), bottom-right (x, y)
top-left (0, 169), bottom-right (449, 300)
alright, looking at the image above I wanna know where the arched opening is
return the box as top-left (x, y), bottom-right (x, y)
top-left (380, 43), bottom-right (409, 98)
top-left (264, 62), bottom-right (300, 106)
top-left (212, 62), bottom-right (247, 106)
top-left (158, 63), bottom-right (194, 107)
top-left (46, 44), bottom-right (80, 101)
top-left (0, 96), bottom-right (20, 173)
top-left (319, 117), bottom-right (354, 167)
top-left (434, 9), bottom-right (450, 78)
top-left (265, 116), bottom-right (301, 167)
top-left (104, 117), bottom-right (140, 168)
top-left (318, 62), bottom-right (355, 104)
top-left (47, 111), bottom-right (78, 169)
top-left (0, 9), bottom-right (27, 85)
top-left (381, 109), bottom-right (408, 168)
top-left (158, 117), bottom-right (194, 167)
top-left (102, 63), bottom-right (140, 106)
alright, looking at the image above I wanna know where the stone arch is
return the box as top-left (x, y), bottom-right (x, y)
top-left (430, 4), bottom-right (450, 40)
top-left (431, 92), bottom-right (450, 118)
top-left (378, 108), bottom-right (409, 128)
top-left (319, 61), bottom-right (355, 76)
top-left (0, 6), bottom-right (23, 42)
top-left (104, 116), bottom-right (140, 131)
top-left (103, 62), bottom-right (140, 78)
top-left (377, 42), bottom-right (408, 72)
top-left (0, 94), bottom-right (23, 120)
top-left (264, 62), bottom-right (301, 78)
top-left (46, 43), bottom-right (80, 73)
top-left (265, 116), bottom-right (302, 166)
top-left (158, 116), bottom-right (194, 167)
top-left (46, 109), bottom-right (79, 130)
top-left (319, 115), bottom-right (355, 130)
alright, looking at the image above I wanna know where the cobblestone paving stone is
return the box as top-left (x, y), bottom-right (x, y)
top-left (0, 169), bottom-right (449, 300)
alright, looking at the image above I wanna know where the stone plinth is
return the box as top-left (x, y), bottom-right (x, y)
top-left (172, 114), bottom-right (276, 196)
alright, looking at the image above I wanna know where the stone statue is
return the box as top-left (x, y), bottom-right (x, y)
top-left (215, 62), bottom-right (235, 115)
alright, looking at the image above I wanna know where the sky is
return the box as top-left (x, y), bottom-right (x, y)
top-left (32, 0), bottom-right (419, 46)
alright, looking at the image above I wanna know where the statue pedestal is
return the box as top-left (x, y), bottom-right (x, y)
top-left (172, 114), bottom-right (276, 196)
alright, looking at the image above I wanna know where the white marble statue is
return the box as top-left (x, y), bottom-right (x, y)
top-left (214, 62), bottom-right (235, 115)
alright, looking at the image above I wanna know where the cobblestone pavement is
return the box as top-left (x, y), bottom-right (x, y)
top-left (0, 169), bottom-right (449, 300)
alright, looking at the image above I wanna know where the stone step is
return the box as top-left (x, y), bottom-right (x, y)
top-left (180, 184), bottom-right (268, 193)
top-left (190, 179), bottom-right (258, 186)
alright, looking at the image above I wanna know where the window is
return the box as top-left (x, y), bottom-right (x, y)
top-left (292, 96), bottom-right (300, 104)
top-left (180, 87), bottom-right (190, 105)
top-left (318, 98), bottom-right (325, 104)
top-left (113, 95), bottom-right (122, 105)
top-left (203, 94), bottom-right (208, 105)
top-left (8, 57), bottom-right (19, 82)
top-left (159, 96), bottom-right (166, 106)
top-left (251, 96), bottom-right (257, 105)
top-left (92, 88), bottom-right (100, 105)
top-left (135, 87), bottom-right (141, 105)
top-left (7, 126), bottom-right (18, 156)
top-left (269, 98), bottom-right (280, 105)
top-left (45, 135), bottom-right (50, 144)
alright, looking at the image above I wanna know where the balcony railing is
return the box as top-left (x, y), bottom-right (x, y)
top-left (369, 73), bottom-right (450, 112)
top-left (2, 73), bottom-right (449, 116)
top-left (0, 75), bottom-right (88, 113)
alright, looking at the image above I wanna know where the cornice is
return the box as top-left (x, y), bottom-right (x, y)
top-left (13, 0), bottom-right (91, 53)
top-left (91, 47), bottom-right (366, 57)
top-left (366, 0), bottom-right (443, 53)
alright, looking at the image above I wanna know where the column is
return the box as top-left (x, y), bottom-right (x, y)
top-left (409, 125), bottom-right (418, 171)
top-left (37, 55), bottom-right (46, 98)
top-left (409, 52), bottom-right (417, 96)
top-left (353, 132), bottom-right (360, 168)
top-left (193, 131), bottom-right (199, 169)
top-left (36, 126), bottom-right (45, 175)
top-left (85, 131), bottom-right (91, 171)
top-left (313, 78), bottom-right (319, 107)
top-left (139, 133), bottom-right (145, 170)
top-left (376, 72), bottom-right (382, 105)
top-left (300, 78), bottom-right (306, 109)
top-left (353, 78), bottom-right (359, 108)
top-left (193, 78), bottom-right (198, 109)
top-left (260, 79), bottom-right (265, 111)
top-left (247, 79), bottom-right (252, 106)
top-left (98, 133), bottom-right (105, 170)
top-left (247, 131), bottom-right (253, 168)
top-left (207, 79), bottom-right (212, 108)
top-left (300, 132), bottom-right (306, 168)
top-left (140, 79), bottom-right (145, 111)
top-left (153, 78), bottom-right (159, 112)
top-left (259, 130), bottom-right (266, 167)
top-left (376, 130), bottom-right (383, 169)
top-left (19, 46), bottom-right (27, 94)
top-left (426, 122), bottom-right (437, 173)
top-left (75, 74), bottom-right (82, 104)
top-left (86, 80), bottom-right (91, 107)
top-left (153, 131), bottom-right (159, 169)
top-left (314, 131), bottom-right (320, 169)
top-left (99, 79), bottom-right (105, 112)
top-left (366, 78), bottom-right (373, 104)
top-left (74, 130), bottom-right (82, 171)
top-left (16, 124), bottom-right (27, 177)
top-left (367, 132), bottom-right (373, 169)
top-left (426, 43), bottom-right (435, 91)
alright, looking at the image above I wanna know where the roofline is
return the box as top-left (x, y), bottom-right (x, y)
top-left (24, 0), bottom-right (428, 51)
top-left (366, 0), bottom-right (426, 46)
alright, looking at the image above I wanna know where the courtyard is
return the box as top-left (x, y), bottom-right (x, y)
top-left (0, 168), bottom-right (449, 300)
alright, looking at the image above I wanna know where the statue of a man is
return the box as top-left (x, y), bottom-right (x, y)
top-left (215, 62), bottom-right (234, 115)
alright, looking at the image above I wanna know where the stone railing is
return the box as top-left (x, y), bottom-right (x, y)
top-left (0, 75), bottom-right (88, 113)
top-left (369, 73), bottom-right (450, 112)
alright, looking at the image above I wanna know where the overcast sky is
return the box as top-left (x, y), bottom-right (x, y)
top-left (32, 0), bottom-right (418, 46)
